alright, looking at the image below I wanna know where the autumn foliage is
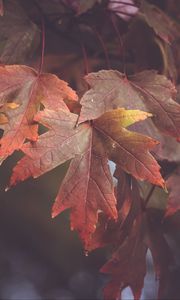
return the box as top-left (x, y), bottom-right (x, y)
top-left (0, 0), bottom-right (180, 299)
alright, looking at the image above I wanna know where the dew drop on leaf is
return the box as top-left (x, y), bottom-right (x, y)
top-left (5, 186), bottom-right (9, 192)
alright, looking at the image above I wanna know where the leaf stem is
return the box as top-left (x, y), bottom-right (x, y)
top-left (109, 12), bottom-right (126, 74)
top-left (81, 43), bottom-right (89, 75)
top-left (38, 15), bottom-right (45, 75)
top-left (93, 28), bottom-right (111, 69)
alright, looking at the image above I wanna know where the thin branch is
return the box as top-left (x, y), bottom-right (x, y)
top-left (93, 28), bottom-right (111, 69)
top-left (81, 43), bottom-right (89, 75)
top-left (109, 12), bottom-right (126, 74)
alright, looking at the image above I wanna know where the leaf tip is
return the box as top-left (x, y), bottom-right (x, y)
top-left (51, 210), bottom-right (57, 218)
top-left (159, 178), bottom-right (166, 189)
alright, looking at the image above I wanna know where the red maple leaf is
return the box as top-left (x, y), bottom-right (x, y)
top-left (0, 65), bottom-right (77, 162)
top-left (79, 70), bottom-right (180, 141)
top-left (9, 108), bottom-right (164, 244)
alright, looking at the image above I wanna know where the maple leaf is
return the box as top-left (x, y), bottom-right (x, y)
top-left (165, 166), bottom-right (180, 217)
top-left (87, 170), bottom-right (142, 251)
top-left (9, 108), bottom-right (118, 244)
top-left (93, 109), bottom-right (164, 187)
top-left (101, 209), bottom-right (175, 300)
top-left (101, 213), bottom-right (147, 300)
top-left (9, 108), bottom-right (163, 245)
top-left (92, 184), bottom-right (174, 300)
top-left (52, 141), bottom-right (118, 246)
top-left (9, 109), bottom-right (89, 185)
top-left (0, 65), bottom-right (78, 162)
top-left (139, 1), bottom-right (180, 44)
top-left (146, 209), bottom-right (174, 299)
top-left (79, 70), bottom-right (180, 141)
top-left (0, 0), bottom-right (39, 64)
top-left (88, 169), bottom-right (148, 300)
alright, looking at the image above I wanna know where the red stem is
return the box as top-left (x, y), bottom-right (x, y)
top-left (38, 16), bottom-right (45, 76)
top-left (109, 13), bottom-right (126, 74)
top-left (93, 28), bottom-right (111, 69)
top-left (81, 43), bottom-right (89, 75)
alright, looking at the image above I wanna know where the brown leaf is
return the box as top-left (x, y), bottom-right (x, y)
top-left (146, 209), bottom-right (175, 299)
top-left (101, 214), bottom-right (147, 300)
top-left (90, 171), bottom-right (147, 300)
top-left (0, 0), bottom-right (39, 64)
top-left (79, 69), bottom-right (180, 141)
top-left (87, 170), bottom-right (142, 251)
top-left (139, 1), bottom-right (180, 44)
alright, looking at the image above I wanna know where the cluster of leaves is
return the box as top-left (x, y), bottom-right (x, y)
top-left (0, 0), bottom-right (180, 299)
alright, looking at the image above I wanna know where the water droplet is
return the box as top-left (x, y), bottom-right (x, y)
top-left (84, 250), bottom-right (89, 257)
top-left (58, 19), bottom-right (62, 25)
top-left (5, 186), bottom-right (9, 192)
